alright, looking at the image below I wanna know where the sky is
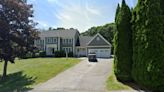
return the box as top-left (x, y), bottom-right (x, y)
top-left (28, 0), bottom-right (138, 32)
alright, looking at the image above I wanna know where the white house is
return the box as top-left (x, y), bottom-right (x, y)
top-left (35, 28), bottom-right (112, 58)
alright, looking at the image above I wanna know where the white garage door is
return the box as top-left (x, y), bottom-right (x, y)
top-left (88, 49), bottom-right (111, 58)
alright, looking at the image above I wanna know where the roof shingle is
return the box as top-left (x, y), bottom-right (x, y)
top-left (39, 29), bottom-right (78, 38)
top-left (78, 36), bottom-right (93, 47)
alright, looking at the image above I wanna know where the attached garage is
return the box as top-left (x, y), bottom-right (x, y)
top-left (88, 48), bottom-right (111, 58)
top-left (76, 33), bottom-right (112, 58)
top-left (87, 33), bottom-right (112, 58)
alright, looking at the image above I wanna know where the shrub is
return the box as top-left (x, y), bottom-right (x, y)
top-left (39, 51), bottom-right (46, 57)
top-left (34, 53), bottom-right (40, 58)
top-left (21, 52), bottom-right (33, 59)
top-left (55, 50), bottom-right (66, 57)
top-left (68, 52), bottom-right (74, 57)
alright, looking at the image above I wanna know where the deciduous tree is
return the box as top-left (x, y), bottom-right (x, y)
top-left (0, 0), bottom-right (38, 80)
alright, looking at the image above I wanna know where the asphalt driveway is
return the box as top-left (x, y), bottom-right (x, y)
top-left (30, 58), bottom-right (113, 92)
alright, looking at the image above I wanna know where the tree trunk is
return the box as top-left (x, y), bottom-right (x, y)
top-left (1, 60), bottom-right (8, 81)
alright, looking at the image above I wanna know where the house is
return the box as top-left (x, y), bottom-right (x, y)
top-left (35, 28), bottom-right (112, 58)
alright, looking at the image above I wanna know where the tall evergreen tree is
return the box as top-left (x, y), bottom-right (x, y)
top-left (132, 0), bottom-right (164, 91)
top-left (115, 4), bottom-right (120, 22)
top-left (0, 0), bottom-right (38, 80)
top-left (160, 0), bottom-right (164, 14)
top-left (114, 0), bottom-right (132, 81)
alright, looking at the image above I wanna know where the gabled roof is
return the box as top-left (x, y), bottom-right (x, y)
top-left (39, 29), bottom-right (79, 38)
top-left (78, 36), bottom-right (93, 47)
top-left (87, 33), bottom-right (112, 47)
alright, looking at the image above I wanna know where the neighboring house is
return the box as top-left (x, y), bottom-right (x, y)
top-left (35, 29), bottom-right (112, 58)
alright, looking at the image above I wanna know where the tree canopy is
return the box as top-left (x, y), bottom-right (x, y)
top-left (81, 23), bottom-right (116, 45)
top-left (0, 0), bottom-right (38, 80)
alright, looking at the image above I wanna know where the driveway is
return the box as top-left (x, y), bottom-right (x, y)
top-left (30, 58), bottom-right (113, 92)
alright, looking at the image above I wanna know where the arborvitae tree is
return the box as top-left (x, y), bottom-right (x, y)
top-left (114, 0), bottom-right (132, 81)
top-left (0, 0), bottom-right (38, 80)
top-left (132, 0), bottom-right (164, 91)
top-left (115, 4), bottom-right (120, 22)
top-left (160, 0), bottom-right (164, 14)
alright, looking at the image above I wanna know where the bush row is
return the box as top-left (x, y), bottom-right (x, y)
top-left (20, 50), bottom-right (74, 59)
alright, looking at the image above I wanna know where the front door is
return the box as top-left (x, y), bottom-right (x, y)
top-left (46, 44), bottom-right (57, 56)
top-left (52, 48), bottom-right (55, 54)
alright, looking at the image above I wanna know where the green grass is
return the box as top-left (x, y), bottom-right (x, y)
top-left (106, 64), bottom-right (131, 91)
top-left (106, 73), bottom-right (131, 90)
top-left (0, 58), bottom-right (80, 91)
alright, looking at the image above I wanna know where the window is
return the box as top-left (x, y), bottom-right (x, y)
top-left (46, 37), bottom-right (57, 43)
top-left (105, 50), bottom-right (109, 52)
top-left (69, 39), bottom-right (72, 43)
top-left (77, 49), bottom-right (79, 52)
top-left (63, 47), bottom-right (72, 53)
top-left (47, 38), bottom-right (50, 43)
top-left (63, 39), bottom-right (65, 44)
top-left (49, 38), bottom-right (52, 43)
top-left (40, 40), bottom-right (44, 44)
top-left (65, 48), bottom-right (68, 53)
top-left (36, 40), bottom-right (39, 44)
top-left (65, 39), bottom-right (67, 43)
top-left (63, 39), bottom-right (72, 44)
top-left (37, 40), bottom-right (43, 44)
top-left (70, 48), bottom-right (72, 52)
top-left (51, 38), bottom-right (56, 43)
top-left (53, 38), bottom-right (57, 43)
top-left (96, 37), bottom-right (100, 41)
top-left (68, 48), bottom-right (70, 52)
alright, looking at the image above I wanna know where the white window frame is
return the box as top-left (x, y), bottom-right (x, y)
top-left (69, 39), bottom-right (72, 44)
top-left (63, 47), bottom-right (72, 53)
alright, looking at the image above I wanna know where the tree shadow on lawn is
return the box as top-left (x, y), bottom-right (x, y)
top-left (119, 80), bottom-right (151, 92)
top-left (0, 71), bottom-right (36, 92)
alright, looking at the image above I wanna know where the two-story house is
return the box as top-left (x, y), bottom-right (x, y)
top-left (35, 28), bottom-right (112, 58)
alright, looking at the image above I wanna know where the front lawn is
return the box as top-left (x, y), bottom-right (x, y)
top-left (106, 72), bottom-right (131, 90)
top-left (0, 58), bottom-right (80, 92)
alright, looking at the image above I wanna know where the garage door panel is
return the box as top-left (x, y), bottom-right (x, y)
top-left (88, 49), bottom-right (111, 58)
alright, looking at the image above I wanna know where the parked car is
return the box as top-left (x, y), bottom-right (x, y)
top-left (88, 53), bottom-right (97, 62)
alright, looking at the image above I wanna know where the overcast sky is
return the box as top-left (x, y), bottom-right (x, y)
top-left (28, 0), bottom-right (137, 32)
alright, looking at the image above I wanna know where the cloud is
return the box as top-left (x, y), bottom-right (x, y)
top-left (52, 0), bottom-right (107, 32)
top-left (47, 0), bottom-right (56, 2)
top-left (31, 0), bottom-right (138, 32)
top-left (85, 0), bottom-right (101, 16)
top-left (86, 7), bottom-right (100, 15)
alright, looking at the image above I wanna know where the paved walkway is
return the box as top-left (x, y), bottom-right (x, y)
top-left (29, 58), bottom-right (113, 92)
